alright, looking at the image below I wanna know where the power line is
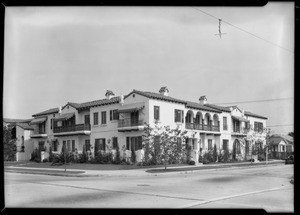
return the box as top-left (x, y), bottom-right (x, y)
top-left (213, 97), bottom-right (294, 105)
top-left (267, 124), bottom-right (293, 127)
top-left (191, 7), bottom-right (294, 53)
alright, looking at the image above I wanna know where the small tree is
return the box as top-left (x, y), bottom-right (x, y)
top-left (3, 125), bottom-right (17, 161)
top-left (131, 147), bottom-right (136, 163)
top-left (115, 145), bottom-right (121, 164)
top-left (142, 122), bottom-right (188, 169)
top-left (213, 144), bottom-right (218, 162)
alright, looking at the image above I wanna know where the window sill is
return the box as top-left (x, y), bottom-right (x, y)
top-left (110, 120), bottom-right (118, 123)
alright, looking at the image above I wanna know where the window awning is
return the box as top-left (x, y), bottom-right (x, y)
top-left (54, 112), bottom-right (75, 121)
top-left (232, 116), bottom-right (250, 122)
top-left (118, 102), bottom-right (145, 113)
top-left (30, 117), bottom-right (46, 125)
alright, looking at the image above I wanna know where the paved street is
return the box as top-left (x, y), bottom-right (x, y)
top-left (4, 164), bottom-right (293, 211)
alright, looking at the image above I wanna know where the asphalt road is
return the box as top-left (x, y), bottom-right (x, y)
top-left (4, 164), bottom-right (294, 211)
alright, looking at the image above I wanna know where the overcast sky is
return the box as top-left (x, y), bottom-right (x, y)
top-left (3, 3), bottom-right (294, 134)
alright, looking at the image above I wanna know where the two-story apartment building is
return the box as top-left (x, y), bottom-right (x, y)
top-left (22, 86), bottom-right (267, 164)
top-left (3, 118), bottom-right (34, 161)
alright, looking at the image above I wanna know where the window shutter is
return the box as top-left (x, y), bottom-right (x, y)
top-left (110, 110), bottom-right (112, 121)
top-left (181, 110), bottom-right (184, 123)
top-left (126, 137), bottom-right (130, 150)
top-left (174, 110), bottom-right (176, 122)
top-left (138, 136), bottom-right (142, 150)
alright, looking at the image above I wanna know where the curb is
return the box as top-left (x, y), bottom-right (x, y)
top-left (5, 161), bottom-right (286, 177)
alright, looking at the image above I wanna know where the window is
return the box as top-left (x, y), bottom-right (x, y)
top-left (154, 106), bottom-right (160, 120)
top-left (223, 117), bottom-right (228, 130)
top-left (245, 140), bottom-right (249, 155)
top-left (254, 122), bottom-right (263, 132)
top-left (84, 115), bottom-right (90, 125)
top-left (101, 111), bottom-right (107, 124)
top-left (95, 138), bottom-right (106, 153)
top-left (222, 140), bottom-right (229, 151)
top-left (21, 136), bottom-right (25, 152)
top-left (51, 119), bottom-right (53, 130)
top-left (174, 109), bottom-right (184, 123)
top-left (112, 137), bottom-right (118, 149)
top-left (208, 139), bottom-right (213, 150)
top-left (110, 110), bottom-right (119, 121)
top-left (236, 141), bottom-right (241, 154)
top-left (52, 140), bottom-right (58, 151)
top-left (39, 141), bottom-right (45, 151)
top-left (130, 136), bottom-right (143, 151)
top-left (62, 141), bottom-right (66, 152)
top-left (93, 112), bottom-right (98, 125)
top-left (85, 140), bottom-right (90, 151)
top-left (72, 140), bottom-right (75, 152)
top-left (67, 140), bottom-right (71, 152)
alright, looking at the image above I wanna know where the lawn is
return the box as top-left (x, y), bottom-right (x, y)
top-left (4, 161), bottom-right (190, 171)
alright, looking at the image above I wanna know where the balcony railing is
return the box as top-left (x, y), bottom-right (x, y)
top-left (54, 124), bottom-right (91, 133)
top-left (118, 119), bottom-right (144, 128)
top-left (32, 128), bottom-right (46, 135)
top-left (232, 127), bottom-right (250, 134)
top-left (185, 123), bottom-right (220, 132)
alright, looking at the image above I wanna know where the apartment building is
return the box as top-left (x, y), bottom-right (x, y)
top-left (26, 86), bottom-right (267, 164)
top-left (3, 118), bottom-right (34, 161)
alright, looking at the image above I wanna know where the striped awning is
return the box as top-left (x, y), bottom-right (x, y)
top-left (118, 102), bottom-right (145, 113)
top-left (54, 112), bottom-right (75, 121)
top-left (232, 116), bottom-right (250, 122)
top-left (30, 117), bottom-right (46, 125)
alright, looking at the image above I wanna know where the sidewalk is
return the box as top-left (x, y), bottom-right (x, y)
top-left (5, 160), bottom-right (285, 177)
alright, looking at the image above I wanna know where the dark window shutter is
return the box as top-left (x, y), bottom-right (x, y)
top-left (110, 110), bottom-right (112, 121)
top-left (138, 136), bottom-right (142, 149)
top-left (126, 137), bottom-right (130, 150)
top-left (181, 110), bottom-right (184, 123)
top-left (174, 109), bottom-right (176, 122)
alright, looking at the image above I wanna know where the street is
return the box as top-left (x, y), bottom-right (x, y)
top-left (4, 164), bottom-right (293, 211)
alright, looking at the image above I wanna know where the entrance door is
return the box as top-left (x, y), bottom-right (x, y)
top-left (233, 139), bottom-right (241, 160)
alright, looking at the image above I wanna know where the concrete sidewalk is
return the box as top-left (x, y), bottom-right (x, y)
top-left (5, 160), bottom-right (285, 177)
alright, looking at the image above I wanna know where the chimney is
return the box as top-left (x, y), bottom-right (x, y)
top-left (159, 86), bottom-right (169, 96)
top-left (199, 96), bottom-right (207, 105)
top-left (105, 90), bottom-right (115, 99)
top-left (120, 94), bottom-right (124, 105)
top-left (59, 106), bottom-right (62, 114)
top-left (242, 109), bottom-right (245, 116)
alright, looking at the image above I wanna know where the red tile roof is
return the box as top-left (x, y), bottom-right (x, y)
top-left (16, 123), bottom-right (35, 130)
top-left (66, 96), bottom-right (121, 111)
top-left (3, 118), bottom-right (32, 124)
top-left (244, 111), bottom-right (268, 119)
top-left (32, 107), bottom-right (59, 117)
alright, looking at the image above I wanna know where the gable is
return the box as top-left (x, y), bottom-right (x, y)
top-left (231, 107), bottom-right (243, 117)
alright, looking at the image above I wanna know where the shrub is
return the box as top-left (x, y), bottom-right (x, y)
top-left (213, 144), bottom-right (218, 162)
top-left (203, 150), bottom-right (214, 164)
top-left (78, 152), bottom-right (89, 163)
top-left (113, 146), bottom-right (122, 164)
top-left (42, 158), bottom-right (48, 163)
top-left (93, 151), bottom-right (114, 164)
top-left (188, 160), bottom-right (195, 165)
top-left (30, 148), bottom-right (41, 162)
top-left (218, 150), bottom-right (231, 163)
top-left (51, 151), bottom-right (74, 165)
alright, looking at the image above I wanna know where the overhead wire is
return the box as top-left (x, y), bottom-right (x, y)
top-left (191, 7), bottom-right (294, 53)
top-left (212, 97), bottom-right (294, 105)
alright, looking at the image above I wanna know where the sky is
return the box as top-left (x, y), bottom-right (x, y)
top-left (3, 3), bottom-right (294, 135)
